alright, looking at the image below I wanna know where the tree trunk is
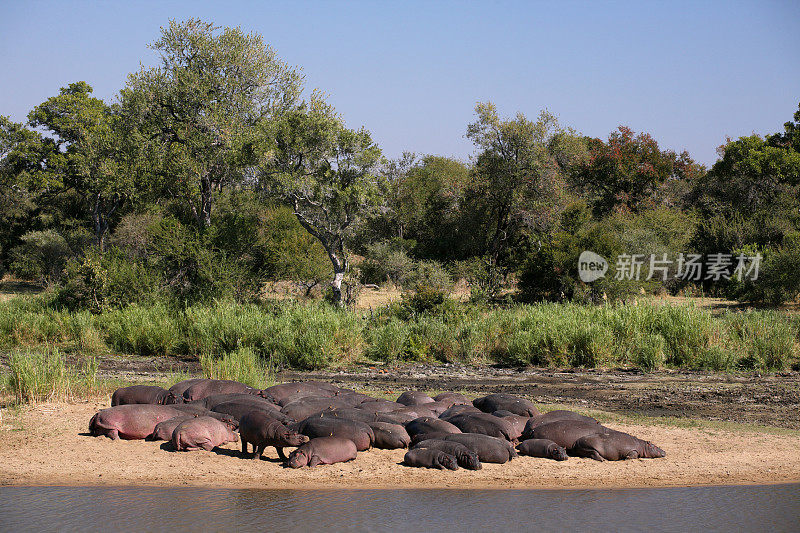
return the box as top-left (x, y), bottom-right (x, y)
top-left (327, 245), bottom-right (348, 307)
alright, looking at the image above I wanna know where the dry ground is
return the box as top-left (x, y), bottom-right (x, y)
top-left (1, 399), bottom-right (799, 489)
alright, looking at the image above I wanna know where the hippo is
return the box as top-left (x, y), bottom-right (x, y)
top-left (287, 437), bottom-right (358, 468)
top-left (367, 422), bottom-right (411, 449)
top-left (211, 400), bottom-right (293, 425)
top-left (516, 438), bottom-right (569, 461)
top-left (294, 417), bottom-right (374, 451)
top-left (410, 431), bottom-right (453, 447)
top-left (182, 379), bottom-right (257, 402)
top-left (396, 391), bottom-right (435, 406)
top-left (358, 400), bottom-right (407, 414)
top-left (280, 398), bottom-right (353, 421)
top-left (377, 411), bottom-right (417, 425)
top-left (149, 415), bottom-right (195, 441)
top-left (403, 448), bottom-right (459, 470)
top-left (193, 393), bottom-right (275, 411)
top-left (445, 413), bottom-right (518, 442)
top-left (438, 404), bottom-right (482, 420)
top-left (443, 433), bottom-right (518, 464)
top-left (433, 392), bottom-right (472, 406)
top-left (492, 412), bottom-right (528, 440)
top-left (473, 393), bottom-right (540, 417)
top-left (168, 379), bottom-right (210, 398)
top-left (306, 408), bottom-right (380, 424)
top-left (570, 431), bottom-right (666, 461)
top-left (406, 417), bottom-right (462, 438)
top-left (529, 420), bottom-right (608, 449)
top-left (240, 410), bottom-right (309, 460)
top-left (420, 401), bottom-right (451, 417)
top-left (89, 405), bottom-right (185, 440)
top-left (411, 439), bottom-right (482, 470)
top-left (111, 385), bottom-right (179, 406)
top-left (262, 381), bottom-right (343, 405)
top-left (521, 410), bottom-right (600, 440)
top-left (171, 416), bottom-right (239, 451)
top-left (393, 406), bottom-right (437, 419)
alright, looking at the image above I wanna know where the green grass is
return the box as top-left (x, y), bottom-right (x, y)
top-left (2, 347), bottom-right (99, 403)
top-left (0, 296), bottom-right (797, 373)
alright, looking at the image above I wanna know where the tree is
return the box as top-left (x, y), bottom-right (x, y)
top-left (465, 102), bottom-right (585, 295)
top-left (259, 96), bottom-right (382, 305)
top-left (572, 126), bottom-right (700, 217)
top-left (27, 82), bottom-right (139, 250)
top-left (123, 18), bottom-right (303, 228)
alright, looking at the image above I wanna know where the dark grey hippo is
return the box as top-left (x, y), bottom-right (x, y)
top-left (420, 401), bottom-right (451, 417)
top-left (294, 417), bottom-right (374, 451)
top-left (443, 433), bottom-right (518, 464)
top-left (111, 385), bottom-right (179, 406)
top-left (492, 411), bottom-right (528, 440)
top-left (445, 413), bottom-right (518, 442)
top-left (411, 439), bottom-right (482, 470)
top-left (367, 422), bottom-right (411, 449)
top-left (280, 398), bottom-right (353, 421)
top-left (473, 393), bottom-right (540, 417)
top-left (168, 379), bottom-right (210, 398)
top-left (182, 379), bottom-right (257, 402)
top-left (570, 431), bottom-right (666, 461)
top-left (89, 405), bottom-right (185, 440)
top-left (521, 410), bottom-right (600, 440)
top-left (208, 398), bottom-right (288, 423)
top-left (433, 392), bottom-right (472, 407)
top-left (402, 448), bottom-right (459, 470)
top-left (358, 400), bottom-right (407, 414)
top-left (392, 406), bottom-right (437, 419)
top-left (529, 420), bottom-right (608, 449)
top-left (405, 417), bottom-right (462, 438)
top-left (239, 410), bottom-right (309, 460)
top-left (410, 431), bottom-right (454, 447)
top-left (438, 404), bottom-right (482, 420)
top-left (396, 391), bottom-right (435, 406)
top-left (171, 416), bottom-right (238, 451)
top-left (287, 437), bottom-right (358, 468)
top-left (516, 438), bottom-right (569, 461)
top-left (193, 393), bottom-right (275, 411)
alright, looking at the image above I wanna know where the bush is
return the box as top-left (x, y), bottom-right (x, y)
top-left (199, 346), bottom-right (273, 388)
top-left (633, 333), bottom-right (666, 370)
top-left (10, 230), bottom-right (72, 286)
top-left (360, 240), bottom-right (415, 286)
top-left (4, 347), bottom-right (98, 403)
top-left (99, 303), bottom-right (182, 356)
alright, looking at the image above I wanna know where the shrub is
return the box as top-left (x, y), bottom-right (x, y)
top-left (633, 333), bottom-right (666, 370)
top-left (99, 303), bottom-right (182, 356)
top-left (10, 230), bottom-right (71, 286)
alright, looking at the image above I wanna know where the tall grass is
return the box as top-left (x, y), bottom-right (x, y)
top-left (3, 347), bottom-right (99, 403)
top-left (199, 346), bottom-right (274, 389)
top-left (0, 296), bottom-right (797, 372)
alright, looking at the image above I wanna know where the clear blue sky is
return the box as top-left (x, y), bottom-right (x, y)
top-left (1, 0), bottom-right (798, 166)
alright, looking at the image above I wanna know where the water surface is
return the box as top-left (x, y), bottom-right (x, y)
top-left (1, 484), bottom-right (799, 532)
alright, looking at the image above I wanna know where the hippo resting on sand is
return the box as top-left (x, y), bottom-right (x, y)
top-left (570, 431), bottom-right (666, 461)
top-left (443, 433), bottom-right (518, 464)
top-left (433, 392), bottom-right (471, 407)
top-left (262, 381), bottom-right (343, 405)
top-left (210, 400), bottom-right (293, 426)
top-left (411, 439), bottom-right (482, 470)
top-left (182, 379), bottom-right (259, 402)
top-left (294, 417), bottom-right (374, 451)
top-left (438, 405), bottom-right (481, 420)
top-left (149, 416), bottom-right (195, 441)
top-left (287, 437), bottom-right (358, 468)
top-left (473, 393), bottom-right (540, 417)
top-left (445, 413), bottom-right (518, 442)
top-left (239, 411), bottom-right (308, 460)
top-left (396, 391), bottom-right (435, 406)
top-left (516, 438), bottom-right (569, 461)
top-left (89, 405), bottom-right (184, 440)
top-left (168, 379), bottom-right (209, 398)
top-left (111, 385), bottom-right (179, 406)
top-left (280, 398), bottom-right (355, 421)
top-left (367, 422), bottom-right (410, 449)
top-left (405, 417), bottom-right (461, 438)
top-left (529, 420), bottom-right (608, 449)
top-left (403, 448), bottom-right (459, 470)
top-left (171, 416), bottom-right (238, 451)
top-left (521, 410), bottom-right (599, 440)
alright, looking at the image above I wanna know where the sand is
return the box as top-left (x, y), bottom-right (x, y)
top-left (2, 400), bottom-right (799, 490)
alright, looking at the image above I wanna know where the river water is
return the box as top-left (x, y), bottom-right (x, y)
top-left (1, 484), bottom-right (798, 532)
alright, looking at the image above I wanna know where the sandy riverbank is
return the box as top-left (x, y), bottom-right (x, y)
top-left (2, 401), bottom-right (799, 489)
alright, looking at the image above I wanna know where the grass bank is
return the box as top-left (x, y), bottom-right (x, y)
top-left (0, 295), bottom-right (798, 376)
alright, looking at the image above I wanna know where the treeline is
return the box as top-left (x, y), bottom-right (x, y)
top-left (1, 19), bottom-right (799, 310)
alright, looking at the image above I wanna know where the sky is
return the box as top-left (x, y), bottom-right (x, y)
top-left (1, 0), bottom-right (798, 167)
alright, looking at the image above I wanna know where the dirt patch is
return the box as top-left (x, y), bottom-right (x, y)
top-left (1, 401), bottom-right (799, 489)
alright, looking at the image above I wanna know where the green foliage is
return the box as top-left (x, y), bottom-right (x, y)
top-left (10, 230), bottom-right (72, 286)
top-left (199, 346), bottom-right (274, 388)
top-left (4, 347), bottom-right (98, 403)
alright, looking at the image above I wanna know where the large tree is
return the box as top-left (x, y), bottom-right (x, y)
top-left (27, 82), bottom-right (139, 249)
top-left (465, 102), bottom-right (585, 293)
top-left (123, 18), bottom-right (303, 228)
top-left (259, 96), bottom-right (382, 305)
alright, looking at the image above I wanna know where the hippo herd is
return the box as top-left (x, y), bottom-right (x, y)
top-left (89, 379), bottom-right (665, 470)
